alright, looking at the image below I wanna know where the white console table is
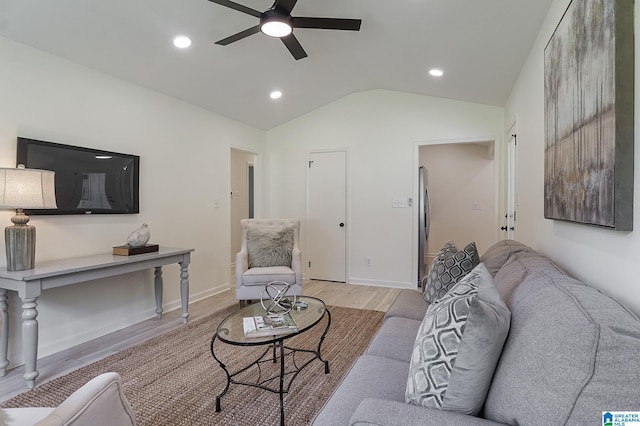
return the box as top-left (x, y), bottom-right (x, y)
top-left (0, 246), bottom-right (194, 388)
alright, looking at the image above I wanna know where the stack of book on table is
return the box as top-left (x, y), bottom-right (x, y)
top-left (243, 312), bottom-right (298, 338)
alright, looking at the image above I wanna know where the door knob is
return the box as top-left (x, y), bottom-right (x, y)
top-left (339, 223), bottom-right (345, 227)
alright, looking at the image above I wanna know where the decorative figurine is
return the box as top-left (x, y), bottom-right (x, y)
top-left (124, 223), bottom-right (151, 247)
top-left (261, 281), bottom-right (297, 314)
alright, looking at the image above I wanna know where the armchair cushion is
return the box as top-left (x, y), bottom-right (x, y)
top-left (247, 226), bottom-right (294, 268)
top-left (242, 266), bottom-right (296, 285)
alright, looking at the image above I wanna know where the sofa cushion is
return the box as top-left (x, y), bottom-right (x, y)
top-left (492, 250), bottom-right (563, 306)
top-left (484, 270), bottom-right (640, 425)
top-left (480, 239), bottom-right (533, 277)
top-left (423, 241), bottom-right (480, 303)
top-left (365, 317), bottom-right (422, 363)
top-left (350, 399), bottom-right (507, 426)
top-left (246, 226), bottom-right (294, 268)
top-left (406, 263), bottom-right (511, 415)
top-left (312, 355), bottom-right (410, 426)
top-left (385, 289), bottom-right (429, 321)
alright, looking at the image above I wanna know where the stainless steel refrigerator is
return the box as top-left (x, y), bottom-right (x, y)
top-left (418, 166), bottom-right (431, 287)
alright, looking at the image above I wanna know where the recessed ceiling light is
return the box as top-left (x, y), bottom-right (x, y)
top-left (270, 90), bottom-right (283, 99)
top-left (429, 69), bottom-right (444, 77)
top-left (173, 36), bottom-right (192, 49)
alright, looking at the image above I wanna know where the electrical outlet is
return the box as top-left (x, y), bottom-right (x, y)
top-left (365, 257), bottom-right (372, 267)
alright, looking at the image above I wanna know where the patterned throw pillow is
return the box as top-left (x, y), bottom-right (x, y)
top-left (406, 263), bottom-right (511, 415)
top-left (423, 241), bottom-right (480, 303)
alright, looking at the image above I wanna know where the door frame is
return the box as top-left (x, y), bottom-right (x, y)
top-left (506, 119), bottom-right (518, 240)
top-left (306, 148), bottom-right (350, 283)
top-left (229, 146), bottom-right (261, 269)
top-left (412, 136), bottom-right (502, 287)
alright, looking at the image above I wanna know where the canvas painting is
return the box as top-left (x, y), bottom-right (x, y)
top-left (544, 0), bottom-right (634, 230)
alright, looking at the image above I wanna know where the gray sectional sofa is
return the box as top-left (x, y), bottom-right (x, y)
top-left (313, 240), bottom-right (640, 425)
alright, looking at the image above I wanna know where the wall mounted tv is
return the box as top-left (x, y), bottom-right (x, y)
top-left (17, 137), bottom-right (140, 215)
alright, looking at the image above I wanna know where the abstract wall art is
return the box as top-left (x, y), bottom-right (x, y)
top-left (544, 0), bottom-right (634, 230)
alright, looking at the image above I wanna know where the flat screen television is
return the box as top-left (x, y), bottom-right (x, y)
top-left (17, 137), bottom-right (140, 215)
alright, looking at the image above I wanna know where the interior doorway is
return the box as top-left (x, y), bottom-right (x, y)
top-left (230, 148), bottom-right (257, 266)
top-left (416, 138), bottom-right (499, 279)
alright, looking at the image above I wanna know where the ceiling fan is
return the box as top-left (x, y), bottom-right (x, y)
top-left (207, 0), bottom-right (362, 60)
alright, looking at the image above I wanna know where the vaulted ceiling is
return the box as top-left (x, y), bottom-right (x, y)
top-left (0, 0), bottom-right (554, 129)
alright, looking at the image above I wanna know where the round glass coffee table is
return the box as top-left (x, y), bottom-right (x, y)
top-left (210, 296), bottom-right (331, 426)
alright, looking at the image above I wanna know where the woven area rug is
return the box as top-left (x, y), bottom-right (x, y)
top-left (2, 304), bottom-right (384, 425)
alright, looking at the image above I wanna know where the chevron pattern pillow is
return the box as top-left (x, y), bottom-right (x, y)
top-left (423, 241), bottom-right (480, 303)
top-left (407, 263), bottom-right (511, 415)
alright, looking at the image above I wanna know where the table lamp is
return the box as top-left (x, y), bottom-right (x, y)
top-left (0, 164), bottom-right (57, 271)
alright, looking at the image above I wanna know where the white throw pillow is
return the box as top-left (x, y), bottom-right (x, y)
top-left (246, 226), bottom-right (294, 268)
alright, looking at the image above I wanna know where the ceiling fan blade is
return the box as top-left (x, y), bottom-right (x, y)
top-left (281, 34), bottom-right (307, 60)
top-left (292, 17), bottom-right (362, 31)
top-left (274, 0), bottom-right (298, 14)
top-left (207, 0), bottom-right (262, 17)
top-left (215, 25), bottom-right (261, 45)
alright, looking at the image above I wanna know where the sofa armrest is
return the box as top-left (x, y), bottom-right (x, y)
top-left (349, 399), bottom-right (506, 426)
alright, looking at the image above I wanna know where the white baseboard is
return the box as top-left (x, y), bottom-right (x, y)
top-left (348, 277), bottom-right (415, 289)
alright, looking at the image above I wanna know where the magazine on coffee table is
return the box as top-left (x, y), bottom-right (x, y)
top-left (243, 312), bottom-right (299, 337)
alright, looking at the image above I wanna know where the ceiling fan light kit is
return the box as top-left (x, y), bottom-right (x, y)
top-left (208, 0), bottom-right (362, 60)
top-left (260, 9), bottom-right (292, 37)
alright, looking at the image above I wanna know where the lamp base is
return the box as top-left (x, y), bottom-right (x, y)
top-left (5, 224), bottom-right (35, 271)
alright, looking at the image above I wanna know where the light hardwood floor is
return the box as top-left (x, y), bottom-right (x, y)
top-left (0, 280), bottom-right (405, 402)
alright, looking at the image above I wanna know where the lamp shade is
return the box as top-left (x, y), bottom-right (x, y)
top-left (0, 165), bottom-right (57, 209)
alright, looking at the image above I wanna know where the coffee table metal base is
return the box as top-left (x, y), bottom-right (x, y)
top-left (211, 309), bottom-right (331, 425)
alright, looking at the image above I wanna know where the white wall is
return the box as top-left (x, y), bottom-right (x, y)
top-left (0, 36), bottom-right (265, 367)
top-left (505, 0), bottom-right (640, 315)
top-left (419, 142), bottom-right (496, 265)
top-left (266, 89), bottom-right (504, 288)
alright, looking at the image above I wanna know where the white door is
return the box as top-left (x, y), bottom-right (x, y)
top-left (507, 133), bottom-right (517, 239)
top-left (308, 151), bottom-right (346, 282)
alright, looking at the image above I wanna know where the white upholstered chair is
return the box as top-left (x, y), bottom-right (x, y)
top-left (1, 372), bottom-right (136, 426)
top-left (235, 219), bottom-right (302, 304)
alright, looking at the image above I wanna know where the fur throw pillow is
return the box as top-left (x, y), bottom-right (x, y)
top-left (247, 226), bottom-right (294, 268)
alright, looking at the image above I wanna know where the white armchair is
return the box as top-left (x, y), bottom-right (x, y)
top-left (1, 372), bottom-right (136, 426)
top-left (235, 219), bottom-right (302, 304)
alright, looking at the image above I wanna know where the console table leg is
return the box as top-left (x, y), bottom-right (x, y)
top-left (154, 267), bottom-right (163, 319)
top-left (179, 260), bottom-right (190, 324)
top-left (279, 340), bottom-right (285, 426)
top-left (21, 297), bottom-right (39, 388)
top-left (0, 289), bottom-right (9, 377)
